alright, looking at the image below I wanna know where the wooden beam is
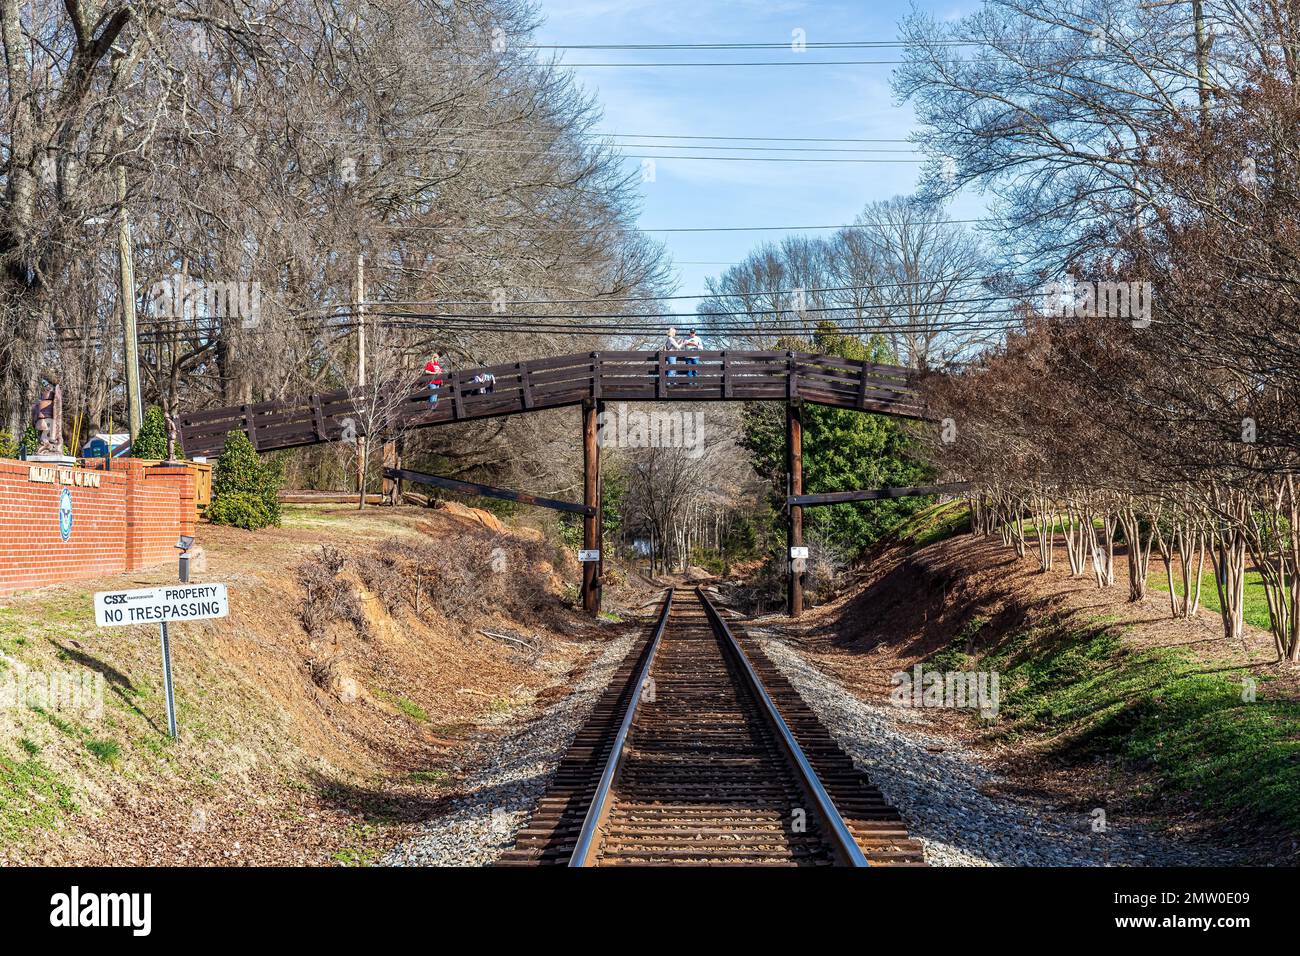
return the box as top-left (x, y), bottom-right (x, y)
top-left (520, 361), bottom-right (534, 410)
top-left (381, 438), bottom-right (401, 504)
top-left (786, 481), bottom-right (972, 507)
top-left (383, 467), bottom-right (595, 516)
top-left (787, 400), bottom-right (804, 618)
top-left (582, 399), bottom-right (603, 615)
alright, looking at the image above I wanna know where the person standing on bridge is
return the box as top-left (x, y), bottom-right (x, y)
top-left (424, 352), bottom-right (444, 405)
top-left (682, 328), bottom-right (702, 377)
top-left (664, 327), bottom-right (681, 377)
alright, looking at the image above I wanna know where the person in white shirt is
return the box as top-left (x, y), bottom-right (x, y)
top-left (682, 329), bottom-right (702, 377)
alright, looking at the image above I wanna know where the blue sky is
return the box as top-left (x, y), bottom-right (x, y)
top-left (532, 0), bottom-right (981, 299)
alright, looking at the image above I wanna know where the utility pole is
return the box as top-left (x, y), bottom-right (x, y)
top-left (117, 169), bottom-right (141, 440)
top-left (112, 46), bottom-right (142, 440)
top-left (1140, 0), bottom-right (1212, 118)
top-left (355, 253), bottom-right (367, 508)
top-left (582, 399), bottom-right (603, 614)
top-left (1190, 0), bottom-right (1212, 123)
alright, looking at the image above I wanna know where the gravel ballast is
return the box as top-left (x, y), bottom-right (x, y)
top-left (385, 632), bottom-right (635, 867)
top-left (757, 637), bottom-right (1250, 867)
top-left (387, 620), bottom-right (1249, 867)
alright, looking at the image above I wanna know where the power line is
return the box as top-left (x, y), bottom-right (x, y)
top-left (118, 291), bottom-right (1025, 331)
top-left (376, 218), bottom-right (994, 234)
top-left (317, 139), bottom-right (921, 154)
top-left (373, 276), bottom-right (1026, 307)
top-left (599, 133), bottom-right (915, 143)
top-left (53, 316), bottom-right (1030, 348)
top-left (285, 124), bottom-right (917, 143)
top-left (65, 303), bottom-right (1150, 349)
top-left (58, 283), bottom-right (1043, 341)
top-left (308, 139), bottom-right (924, 162)
top-left (520, 37), bottom-right (1221, 50)
top-left (54, 279), bottom-right (1062, 344)
top-left (555, 60), bottom-right (932, 67)
top-left (523, 41), bottom-right (977, 50)
top-left (365, 302), bottom-right (1023, 324)
top-left (54, 300), bottom-right (1039, 343)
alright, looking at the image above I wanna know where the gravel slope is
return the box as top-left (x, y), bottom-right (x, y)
top-left (758, 637), bottom-right (1249, 867)
top-left (385, 633), bottom-right (635, 867)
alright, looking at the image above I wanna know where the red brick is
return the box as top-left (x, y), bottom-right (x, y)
top-left (0, 458), bottom-right (196, 597)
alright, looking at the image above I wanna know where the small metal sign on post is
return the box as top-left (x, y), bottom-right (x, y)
top-left (93, 582), bottom-right (228, 739)
top-left (789, 546), bottom-right (810, 560)
top-left (578, 549), bottom-right (601, 562)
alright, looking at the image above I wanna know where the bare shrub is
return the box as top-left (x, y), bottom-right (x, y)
top-left (352, 549), bottom-right (408, 614)
top-left (353, 533), bottom-right (560, 624)
top-left (297, 547), bottom-right (369, 640)
top-left (308, 656), bottom-right (339, 691)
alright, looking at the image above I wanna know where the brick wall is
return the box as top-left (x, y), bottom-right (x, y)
top-left (0, 458), bottom-right (195, 598)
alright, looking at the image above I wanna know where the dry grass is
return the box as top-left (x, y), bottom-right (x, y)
top-left (0, 504), bottom-right (610, 865)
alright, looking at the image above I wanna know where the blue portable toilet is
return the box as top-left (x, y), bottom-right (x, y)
top-left (81, 432), bottom-right (131, 459)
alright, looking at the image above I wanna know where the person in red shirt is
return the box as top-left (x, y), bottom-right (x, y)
top-left (424, 352), bottom-right (443, 405)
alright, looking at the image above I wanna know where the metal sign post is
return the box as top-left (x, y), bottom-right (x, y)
top-left (93, 582), bottom-right (228, 740)
top-left (159, 623), bottom-right (177, 739)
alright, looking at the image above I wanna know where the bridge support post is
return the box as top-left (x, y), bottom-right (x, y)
top-left (787, 400), bottom-right (804, 618)
top-left (582, 399), bottom-right (604, 615)
top-left (382, 437), bottom-right (402, 504)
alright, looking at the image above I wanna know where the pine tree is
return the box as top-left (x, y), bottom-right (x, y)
top-left (739, 324), bottom-right (934, 560)
top-left (132, 406), bottom-right (171, 459)
top-left (209, 429), bottom-right (283, 529)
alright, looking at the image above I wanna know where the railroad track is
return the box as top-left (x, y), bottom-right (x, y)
top-left (501, 587), bottom-right (925, 867)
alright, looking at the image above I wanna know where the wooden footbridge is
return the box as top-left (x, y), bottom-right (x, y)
top-left (179, 349), bottom-right (966, 615)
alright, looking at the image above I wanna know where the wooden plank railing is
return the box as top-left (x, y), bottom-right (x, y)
top-left (786, 481), bottom-right (971, 507)
top-left (179, 349), bottom-right (926, 458)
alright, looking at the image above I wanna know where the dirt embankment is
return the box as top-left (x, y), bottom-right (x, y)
top-left (758, 520), bottom-right (1300, 859)
top-left (0, 504), bottom-right (639, 865)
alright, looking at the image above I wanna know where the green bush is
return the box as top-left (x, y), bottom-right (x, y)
top-left (4, 426), bottom-right (63, 458)
top-left (132, 406), bottom-right (171, 459)
top-left (205, 492), bottom-right (273, 530)
top-left (209, 429), bottom-right (283, 529)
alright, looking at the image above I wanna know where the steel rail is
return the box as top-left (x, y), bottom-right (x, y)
top-left (568, 589), bottom-right (674, 867)
top-left (696, 587), bottom-right (870, 867)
